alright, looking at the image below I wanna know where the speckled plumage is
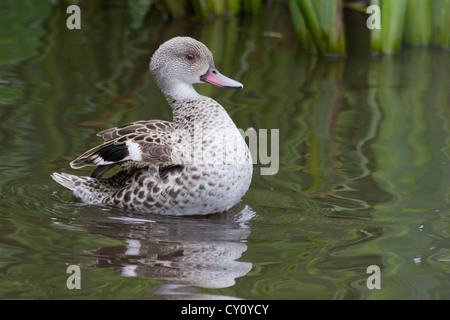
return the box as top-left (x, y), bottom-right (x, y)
top-left (52, 37), bottom-right (252, 215)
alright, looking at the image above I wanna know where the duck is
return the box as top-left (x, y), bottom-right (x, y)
top-left (51, 36), bottom-right (253, 216)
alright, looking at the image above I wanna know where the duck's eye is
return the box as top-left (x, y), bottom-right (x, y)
top-left (186, 54), bottom-right (195, 61)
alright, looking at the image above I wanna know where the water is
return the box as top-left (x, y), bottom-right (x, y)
top-left (0, 1), bottom-right (449, 299)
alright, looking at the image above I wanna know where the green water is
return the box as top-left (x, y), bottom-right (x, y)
top-left (0, 1), bottom-right (449, 299)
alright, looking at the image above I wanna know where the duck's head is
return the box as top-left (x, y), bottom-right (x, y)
top-left (150, 37), bottom-right (243, 100)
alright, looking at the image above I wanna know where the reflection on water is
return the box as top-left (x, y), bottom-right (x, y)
top-left (0, 1), bottom-right (449, 299)
top-left (70, 204), bottom-right (254, 299)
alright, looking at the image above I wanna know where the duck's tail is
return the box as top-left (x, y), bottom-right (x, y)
top-left (51, 172), bottom-right (77, 190)
top-left (51, 172), bottom-right (111, 204)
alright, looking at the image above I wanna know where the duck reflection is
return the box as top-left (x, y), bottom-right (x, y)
top-left (76, 204), bottom-right (254, 298)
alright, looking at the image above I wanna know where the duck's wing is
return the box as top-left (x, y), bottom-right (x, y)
top-left (97, 120), bottom-right (175, 142)
top-left (70, 120), bottom-right (180, 177)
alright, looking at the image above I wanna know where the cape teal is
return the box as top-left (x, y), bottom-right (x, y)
top-left (52, 37), bottom-right (253, 215)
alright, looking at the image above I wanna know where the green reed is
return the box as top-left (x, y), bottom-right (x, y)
top-left (432, 0), bottom-right (450, 48)
top-left (289, 0), bottom-right (346, 57)
top-left (289, 0), bottom-right (317, 54)
top-left (159, 0), bottom-right (261, 20)
top-left (404, 0), bottom-right (432, 46)
top-left (379, 0), bottom-right (407, 54)
top-left (369, 0), bottom-right (449, 54)
top-left (154, 0), bottom-right (449, 54)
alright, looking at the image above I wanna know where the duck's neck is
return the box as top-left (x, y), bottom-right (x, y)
top-left (160, 80), bottom-right (201, 102)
